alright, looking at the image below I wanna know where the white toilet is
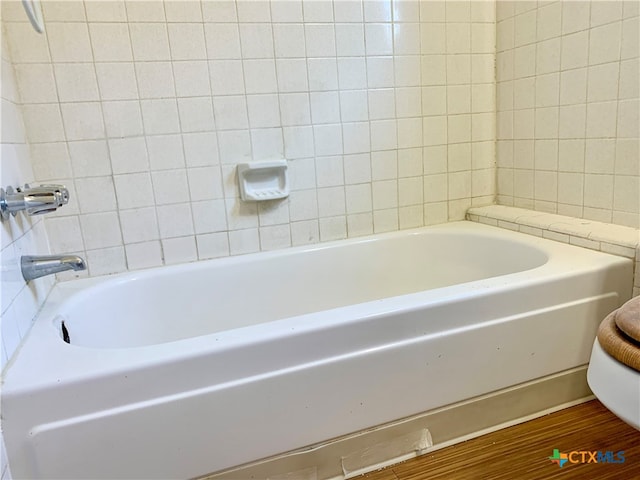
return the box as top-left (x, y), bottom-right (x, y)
top-left (587, 296), bottom-right (640, 430)
top-left (587, 338), bottom-right (640, 430)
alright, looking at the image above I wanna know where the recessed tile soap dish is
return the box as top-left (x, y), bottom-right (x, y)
top-left (237, 160), bottom-right (289, 201)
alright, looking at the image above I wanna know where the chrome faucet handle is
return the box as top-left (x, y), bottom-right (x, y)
top-left (0, 184), bottom-right (70, 219)
top-left (22, 184), bottom-right (70, 215)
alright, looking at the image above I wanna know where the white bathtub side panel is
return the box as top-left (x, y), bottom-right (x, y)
top-left (8, 294), bottom-right (621, 479)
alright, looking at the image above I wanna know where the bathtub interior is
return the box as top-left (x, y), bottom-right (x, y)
top-left (60, 224), bottom-right (549, 348)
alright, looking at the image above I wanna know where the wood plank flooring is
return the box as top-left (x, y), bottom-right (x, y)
top-left (360, 400), bottom-right (640, 480)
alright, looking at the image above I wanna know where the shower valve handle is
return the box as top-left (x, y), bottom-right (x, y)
top-left (0, 184), bottom-right (70, 219)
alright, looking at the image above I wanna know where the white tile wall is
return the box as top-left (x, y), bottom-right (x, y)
top-left (2, 0), bottom-right (496, 278)
top-left (0, 23), bottom-right (55, 480)
top-left (496, 0), bottom-right (640, 228)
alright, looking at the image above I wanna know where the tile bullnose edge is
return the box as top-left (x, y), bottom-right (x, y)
top-left (467, 205), bottom-right (640, 258)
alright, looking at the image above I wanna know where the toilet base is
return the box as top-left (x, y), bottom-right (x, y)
top-left (587, 339), bottom-right (640, 430)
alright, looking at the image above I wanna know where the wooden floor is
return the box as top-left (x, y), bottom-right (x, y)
top-left (360, 400), bottom-right (640, 480)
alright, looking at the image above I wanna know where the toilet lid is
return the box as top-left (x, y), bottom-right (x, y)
top-left (598, 309), bottom-right (640, 373)
top-left (615, 297), bottom-right (640, 342)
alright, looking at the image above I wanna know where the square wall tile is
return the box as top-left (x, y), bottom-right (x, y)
top-left (589, 22), bottom-right (622, 66)
top-left (75, 177), bottom-right (117, 213)
top-left (95, 63), bottom-right (138, 100)
top-left (289, 189), bottom-right (319, 221)
top-left (129, 23), bottom-right (171, 61)
top-left (89, 23), bottom-right (133, 61)
top-left (84, 1), bottom-right (126, 22)
top-left (108, 137), bottom-right (149, 174)
top-left (562, 1), bottom-right (591, 35)
top-left (152, 170), bottom-right (190, 205)
top-left (135, 62), bottom-right (175, 99)
top-left (147, 135), bottom-right (185, 171)
top-left (192, 200), bottom-right (228, 234)
top-left (336, 24), bottom-right (365, 57)
top-left (120, 207), bottom-right (160, 243)
top-left (126, 1), bottom-right (166, 22)
top-left (68, 140), bottom-right (111, 178)
top-left (196, 232), bottom-right (230, 259)
top-left (114, 173), bottom-right (155, 209)
top-left (86, 247), bottom-right (127, 276)
top-left (22, 105), bottom-right (64, 143)
top-left (156, 203), bottom-right (195, 239)
top-left (80, 212), bottom-right (122, 249)
top-left (187, 166), bottom-right (224, 201)
top-left (103, 101), bottom-right (144, 139)
top-left (47, 23), bottom-right (93, 62)
top-left (373, 209), bottom-right (399, 233)
top-left (302, 0), bottom-right (334, 22)
top-left (584, 174), bottom-right (614, 209)
top-left (319, 216), bottom-right (347, 241)
top-left (125, 241), bottom-right (163, 270)
top-left (317, 186), bottom-right (346, 217)
top-left (162, 236), bottom-right (198, 265)
top-left (168, 23), bottom-right (207, 60)
top-left (308, 58), bottom-right (339, 91)
top-left (239, 24), bottom-right (274, 59)
top-left (210, 60), bottom-right (245, 95)
top-left (173, 61), bottom-right (212, 97)
top-left (164, 0), bottom-right (202, 22)
top-left (178, 97), bottom-right (216, 133)
top-left (617, 99), bottom-right (640, 138)
top-left (316, 156), bottom-right (345, 187)
top-left (237, 1), bottom-right (271, 22)
top-left (4, 22), bottom-right (51, 62)
top-left (141, 99), bottom-right (181, 135)
top-left (61, 103), bottom-right (105, 141)
top-left (15, 64), bottom-right (57, 104)
top-left (45, 217), bottom-right (84, 254)
top-left (205, 23), bottom-right (242, 59)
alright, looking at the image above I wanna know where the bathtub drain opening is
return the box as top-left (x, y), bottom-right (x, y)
top-left (61, 321), bottom-right (70, 344)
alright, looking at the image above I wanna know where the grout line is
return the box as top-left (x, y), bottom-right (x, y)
top-left (580, 1), bottom-right (594, 221)
top-left (331, 0), bottom-right (350, 240)
top-left (269, 0), bottom-right (293, 247)
top-left (611, 10), bottom-right (625, 227)
top-left (121, 7), bottom-right (163, 270)
top-left (391, 7), bottom-right (400, 230)
top-left (41, 7), bottom-right (90, 273)
top-left (200, 0), bottom-right (233, 259)
top-left (362, 3), bottom-right (377, 236)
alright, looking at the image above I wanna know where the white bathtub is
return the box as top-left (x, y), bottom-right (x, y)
top-left (1, 222), bottom-right (633, 479)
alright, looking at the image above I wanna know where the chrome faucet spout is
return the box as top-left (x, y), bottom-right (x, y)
top-left (21, 255), bottom-right (87, 281)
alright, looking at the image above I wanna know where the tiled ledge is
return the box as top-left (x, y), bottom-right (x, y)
top-left (467, 206), bottom-right (639, 256)
top-left (467, 205), bottom-right (640, 297)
